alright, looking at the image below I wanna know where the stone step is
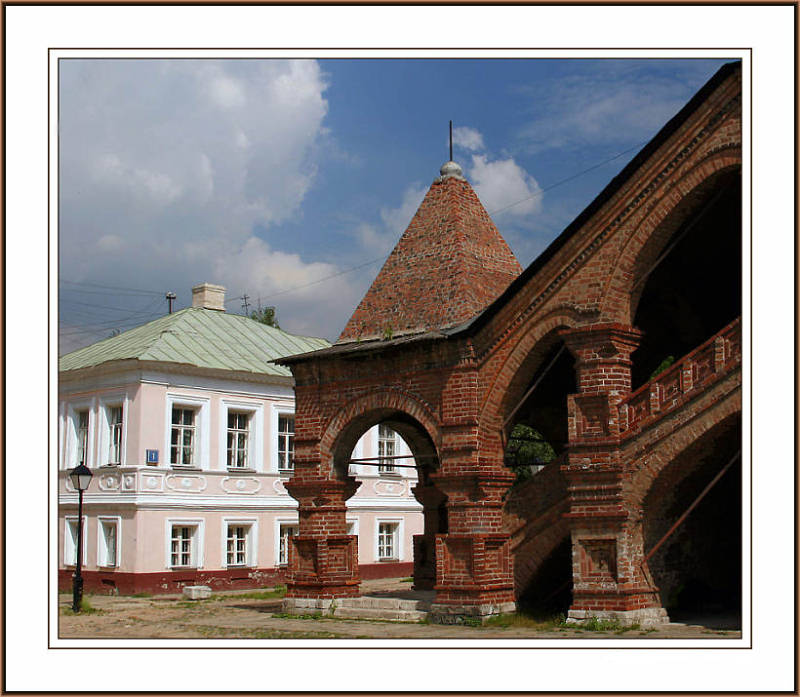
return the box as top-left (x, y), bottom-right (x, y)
top-left (337, 596), bottom-right (432, 612)
top-left (331, 606), bottom-right (428, 622)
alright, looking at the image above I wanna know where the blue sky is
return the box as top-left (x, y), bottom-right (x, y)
top-left (59, 57), bottom-right (732, 351)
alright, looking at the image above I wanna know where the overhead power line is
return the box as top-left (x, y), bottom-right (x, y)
top-left (61, 279), bottom-right (163, 295)
top-left (254, 141), bottom-right (648, 303)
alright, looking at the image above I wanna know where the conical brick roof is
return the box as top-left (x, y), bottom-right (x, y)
top-left (339, 161), bottom-right (522, 343)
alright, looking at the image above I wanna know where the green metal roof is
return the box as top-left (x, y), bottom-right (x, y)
top-left (59, 307), bottom-right (330, 377)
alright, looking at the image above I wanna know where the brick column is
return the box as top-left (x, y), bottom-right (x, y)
top-left (560, 323), bottom-right (668, 626)
top-left (283, 474), bottom-right (361, 607)
top-left (410, 482), bottom-right (446, 591)
top-left (428, 470), bottom-right (516, 621)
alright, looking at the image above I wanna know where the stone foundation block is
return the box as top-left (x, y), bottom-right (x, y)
top-left (282, 597), bottom-right (334, 614)
top-left (182, 585), bottom-right (212, 600)
top-left (567, 606), bottom-right (670, 627)
top-left (429, 600), bottom-right (516, 624)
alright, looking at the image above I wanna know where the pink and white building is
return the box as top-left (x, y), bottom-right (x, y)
top-left (58, 284), bottom-right (422, 594)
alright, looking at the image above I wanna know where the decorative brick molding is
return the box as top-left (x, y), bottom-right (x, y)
top-left (279, 65), bottom-right (742, 623)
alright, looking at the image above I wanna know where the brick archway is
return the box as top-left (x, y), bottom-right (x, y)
top-left (279, 63), bottom-right (743, 624)
top-left (602, 152), bottom-right (742, 326)
top-left (481, 309), bottom-right (581, 435)
top-left (636, 409), bottom-right (742, 615)
top-left (319, 388), bottom-right (442, 479)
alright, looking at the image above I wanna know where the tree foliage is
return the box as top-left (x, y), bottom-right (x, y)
top-left (250, 306), bottom-right (280, 329)
top-left (505, 424), bottom-right (556, 485)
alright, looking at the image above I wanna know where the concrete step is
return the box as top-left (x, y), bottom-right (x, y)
top-left (337, 596), bottom-right (432, 612)
top-left (331, 606), bottom-right (428, 622)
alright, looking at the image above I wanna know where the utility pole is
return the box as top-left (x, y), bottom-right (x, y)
top-left (165, 292), bottom-right (176, 314)
top-left (241, 293), bottom-right (251, 315)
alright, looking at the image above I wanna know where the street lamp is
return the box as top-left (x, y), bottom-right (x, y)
top-left (68, 463), bottom-right (93, 612)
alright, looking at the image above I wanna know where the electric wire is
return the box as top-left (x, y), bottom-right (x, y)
top-left (59, 141), bottom-right (649, 339)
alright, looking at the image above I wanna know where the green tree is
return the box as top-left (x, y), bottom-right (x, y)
top-left (250, 306), bottom-right (280, 329)
top-left (505, 424), bottom-right (556, 485)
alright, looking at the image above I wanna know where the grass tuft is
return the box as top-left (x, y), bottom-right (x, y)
top-left (61, 598), bottom-right (102, 615)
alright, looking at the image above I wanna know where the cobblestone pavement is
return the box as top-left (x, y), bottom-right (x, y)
top-left (58, 578), bottom-right (742, 641)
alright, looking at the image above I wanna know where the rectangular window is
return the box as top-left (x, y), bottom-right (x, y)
top-left (99, 519), bottom-right (118, 567)
top-left (170, 408), bottom-right (196, 466)
top-left (64, 518), bottom-right (86, 566)
top-left (226, 411), bottom-right (250, 469)
top-left (278, 524), bottom-right (298, 566)
top-left (76, 410), bottom-right (90, 467)
top-left (226, 525), bottom-right (249, 566)
top-left (378, 424), bottom-right (396, 473)
top-left (378, 522), bottom-right (398, 560)
top-left (278, 415), bottom-right (295, 472)
top-left (107, 406), bottom-right (123, 465)
top-left (170, 525), bottom-right (196, 567)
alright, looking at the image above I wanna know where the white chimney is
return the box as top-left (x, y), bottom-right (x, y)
top-left (192, 283), bottom-right (226, 312)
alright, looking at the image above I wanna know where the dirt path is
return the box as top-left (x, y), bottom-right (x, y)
top-left (58, 580), bottom-right (742, 641)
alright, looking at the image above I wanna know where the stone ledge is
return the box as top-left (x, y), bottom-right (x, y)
top-left (429, 600), bottom-right (516, 624)
top-left (567, 606), bottom-right (669, 627)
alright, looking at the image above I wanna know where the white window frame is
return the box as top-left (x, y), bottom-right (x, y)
top-left (346, 517), bottom-right (359, 537)
top-left (64, 401), bottom-right (95, 469)
top-left (165, 395), bottom-right (210, 470)
top-left (98, 395), bottom-right (128, 467)
top-left (97, 515), bottom-right (121, 568)
top-left (375, 518), bottom-right (403, 562)
top-left (274, 518), bottom-right (299, 567)
top-left (219, 400), bottom-right (264, 472)
top-left (164, 518), bottom-right (205, 569)
top-left (64, 515), bottom-right (88, 566)
top-left (270, 404), bottom-right (296, 474)
top-left (378, 424), bottom-right (398, 474)
top-left (221, 518), bottom-right (258, 568)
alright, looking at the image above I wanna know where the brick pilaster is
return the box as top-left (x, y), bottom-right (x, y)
top-left (429, 471), bottom-right (516, 610)
top-left (560, 323), bottom-right (667, 625)
top-left (284, 474), bottom-right (361, 599)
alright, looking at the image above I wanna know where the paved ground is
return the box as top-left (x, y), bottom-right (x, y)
top-left (58, 578), bottom-right (742, 641)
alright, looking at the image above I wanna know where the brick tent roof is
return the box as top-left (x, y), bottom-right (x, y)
top-left (338, 162), bottom-right (522, 342)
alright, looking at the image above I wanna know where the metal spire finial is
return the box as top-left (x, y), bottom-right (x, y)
top-left (449, 120), bottom-right (453, 162)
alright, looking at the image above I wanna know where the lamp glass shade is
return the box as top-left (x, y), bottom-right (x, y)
top-left (69, 464), bottom-right (93, 490)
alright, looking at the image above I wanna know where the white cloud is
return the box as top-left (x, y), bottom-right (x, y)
top-left (59, 59), bottom-right (364, 341)
top-left (518, 65), bottom-right (698, 154)
top-left (453, 126), bottom-right (484, 153)
top-left (349, 182), bottom-right (428, 254)
top-left (468, 154), bottom-right (543, 218)
top-left (380, 183), bottom-right (428, 237)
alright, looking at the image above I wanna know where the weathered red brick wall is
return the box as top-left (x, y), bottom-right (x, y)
top-left (281, 66), bottom-right (742, 614)
top-left (473, 69), bottom-right (741, 443)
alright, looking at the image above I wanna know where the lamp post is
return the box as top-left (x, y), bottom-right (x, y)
top-left (68, 464), bottom-right (93, 612)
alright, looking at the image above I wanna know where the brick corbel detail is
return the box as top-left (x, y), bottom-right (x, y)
top-left (283, 474), bottom-right (361, 599)
top-left (560, 323), bottom-right (663, 617)
top-left (430, 471), bottom-right (515, 605)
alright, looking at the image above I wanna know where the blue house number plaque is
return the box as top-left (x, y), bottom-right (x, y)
top-left (146, 449), bottom-right (159, 465)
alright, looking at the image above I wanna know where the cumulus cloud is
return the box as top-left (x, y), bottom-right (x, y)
top-left (468, 154), bottom-right (544, 218)
top-left (452, 126), bottom-right (484, 153)
top-left (352, 182), bottom-right (428, 253)
top-left (58, 59), bottom-right (361, 341)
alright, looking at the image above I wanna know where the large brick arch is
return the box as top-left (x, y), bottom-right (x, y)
top-left (318, 388), bottom-right (442, 478)
top-left (480, 308), bottom-right (582, 436)
top-left (602, 148), bottom-right (742, 325)
top-left (624, 371), bottom-right (742, 513)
